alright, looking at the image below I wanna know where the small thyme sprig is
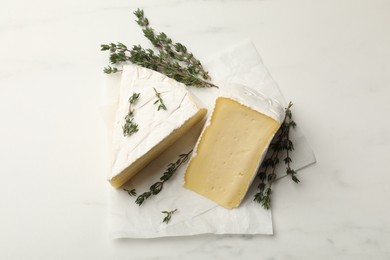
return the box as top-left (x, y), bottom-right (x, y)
top-left (135, 150), bottom-right (193, 206)
top-left (134, 9), bottom-right (210, 81)
top-left (162, 209), bottom-right (177, 224)
top-left (101, 9), bottom-right (217, 88)
top-left (254, 102), bottom-right (298, 210)
top-left (284, 106), bottom-right (299, 183)
top-left (122, 93), bottom-right (140, 136)
top-left (103, 65), bottom-right (119, 74)
top-left (153, 88), bottom-right (167, 111)
top-left (123, 188), bottom-right (137, 197)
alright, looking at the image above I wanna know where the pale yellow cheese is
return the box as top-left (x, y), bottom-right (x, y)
top-left (184, 97), bottom-right (281, 209)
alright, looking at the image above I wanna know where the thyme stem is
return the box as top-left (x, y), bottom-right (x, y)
top-left (153, 88), bottom-right (167, 111)
top-left (135, 150), bottom-right (193, 206)
top-left (122, 93), bottom-right (140, 136)
top-left (162, 209), bottom-right (177, 224)
top-left (123, 188), bottom-right (137, 197)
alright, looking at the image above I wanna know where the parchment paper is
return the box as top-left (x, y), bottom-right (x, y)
top-left (102, 40), bottom-right (316, 238)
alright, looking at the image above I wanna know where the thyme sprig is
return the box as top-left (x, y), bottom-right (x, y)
top-left (103, 65), bottom-right (119, 74)
top-left (123, 188), bottom-right (137, 197)
top-left (134, 9), bottom-right (210, 81)
top-left (101, 9), bottom-right (217, 88)
top-left (254, 102), bottom-right (298, 210)
top-left (162, 209), bottom-right (177, 224)
top-left (153, 88), bottom-right (167, 111)
top-left (122, 93), bottom-right (140, 136)
top-left (135, 150), bottom-right (193, 206)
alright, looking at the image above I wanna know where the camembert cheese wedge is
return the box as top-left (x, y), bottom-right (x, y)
top-left (108, 65), bottom-right (207, 188)
top-left (184, 84), bottom-right (284, 208)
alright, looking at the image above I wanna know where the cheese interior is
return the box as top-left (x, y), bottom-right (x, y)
top-left (184, 97), bottom-right (280, 208)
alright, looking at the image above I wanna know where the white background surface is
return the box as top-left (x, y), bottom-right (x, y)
top-left (1, 0), bottom-right (389, 259)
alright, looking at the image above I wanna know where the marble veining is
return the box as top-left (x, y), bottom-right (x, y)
top-left (1, 0), bottom-right (390, 259)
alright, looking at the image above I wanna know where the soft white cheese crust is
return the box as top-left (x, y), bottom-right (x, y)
top-left (108, 65), bottom-right (203, 180)
top-left (219, 83), bottom-right (285, 123)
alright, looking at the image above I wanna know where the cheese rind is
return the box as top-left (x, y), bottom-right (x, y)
top-left (184, 86), bottom-right (282, 208)
top-left (108, 65), bottom-right (207, 188)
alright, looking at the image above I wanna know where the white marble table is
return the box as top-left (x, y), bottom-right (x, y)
top-left (1, 0), bottom-right (389, 259)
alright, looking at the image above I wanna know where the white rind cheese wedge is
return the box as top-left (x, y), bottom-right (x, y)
top-left (108, 65), bottom-right (207, 188)
top-left (184, 84), bottom-right (284, 209)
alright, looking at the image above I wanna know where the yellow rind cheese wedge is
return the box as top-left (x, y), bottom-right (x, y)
top-left (184, 97), bottom-right (281, 208)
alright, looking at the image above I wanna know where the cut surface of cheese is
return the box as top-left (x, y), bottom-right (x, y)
top-left (108, 65), bottom-right (207, 188)
top-left (184, 94), bottom-right (282, 209)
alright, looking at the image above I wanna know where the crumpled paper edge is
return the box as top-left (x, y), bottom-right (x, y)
top-left (103, 39), bottom-right (316, 238)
